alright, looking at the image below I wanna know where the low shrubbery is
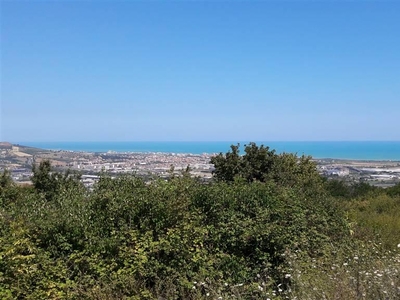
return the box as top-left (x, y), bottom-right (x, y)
top-left (1, 144), bottom-right (399, 299)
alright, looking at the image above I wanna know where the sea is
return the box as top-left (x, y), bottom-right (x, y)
top-left (21, 141), bottom-right (400, 161)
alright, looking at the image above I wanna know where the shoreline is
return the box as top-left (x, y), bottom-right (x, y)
top-left (2, 142), bottom-right (400, 187)
top-left (9, 141), bottom-right (400, 161)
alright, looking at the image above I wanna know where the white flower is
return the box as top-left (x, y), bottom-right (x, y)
top-left (397, 243), bottom-right (400, 248)
top-left (285, 274), bottom-right (291, 278)
top-left (234, 283), bottom-right (244, 287)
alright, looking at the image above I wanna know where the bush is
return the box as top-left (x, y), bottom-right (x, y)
top-left (1, 150), bottom-right (398, 299)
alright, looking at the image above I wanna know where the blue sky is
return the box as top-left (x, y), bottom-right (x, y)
top-left (1, 1), bottom-right (399, 142)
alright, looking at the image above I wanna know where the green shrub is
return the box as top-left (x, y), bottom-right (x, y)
top-left (2, 154), bottom-right (398, 299)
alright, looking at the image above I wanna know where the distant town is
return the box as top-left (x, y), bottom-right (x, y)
top-left (1, 142), bottom-right (400, 188)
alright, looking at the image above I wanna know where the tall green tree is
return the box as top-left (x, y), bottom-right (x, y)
top-left (210, 143), bottom-right (242, 182)
top-left (31, 160), bottom-right (54, 195)
top-left (0, 169), bottom-right (16, 206)
top-left (210, 142), bottom-right (323, 192)
top-left (31, 160), bottom-right (83, 201)
top-left (0, 169), bottom-right (13, 190)
top-left (210, 142), bottom-right (277, 182)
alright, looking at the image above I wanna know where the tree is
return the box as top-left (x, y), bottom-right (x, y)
top-left (210, 143), bottom-right (277, 182)
top-left (210, 144), bottom-right (242, 182)
top-left (0, 169), bottom-right (14, 190)
top-left (0, 169), bottom-right (17, 206)
top-left (31, 160), bottom-right (83, 201)
top-left (31, 160), bottom-right (54, 195)
top-left (241, 142), bottom-right (276, 182)
top-left (210, 142), bottom-right (324, 196)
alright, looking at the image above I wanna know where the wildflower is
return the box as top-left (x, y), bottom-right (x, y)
top-left (354, 256), bottom-right (359, 260)
top-left (285, 274), bottom-right (291, 279)
top-left (224, 282), bottom-right (228, 286)
top-left (192, 286), bottom-right (196, 290)
top-left (258, 285), bottom-right (264, 291)
top-left (206, 292), bottom-right (210, 296)
top-left (343, 262), bottom-right (348, 266)
top-left (397, 243), bottom-right (400, 248)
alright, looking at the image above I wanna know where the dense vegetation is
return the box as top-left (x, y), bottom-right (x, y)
top-left (0, 143), bottom-right (399, 299)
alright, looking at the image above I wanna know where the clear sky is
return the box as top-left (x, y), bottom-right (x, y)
top-left (1, 1), bottom-right (399, 142)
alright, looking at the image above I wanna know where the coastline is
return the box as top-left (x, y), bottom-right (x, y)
top-left (14, 141), bottom-right (400, 161)
top-left (2, 142), bottom-right (400, 187)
